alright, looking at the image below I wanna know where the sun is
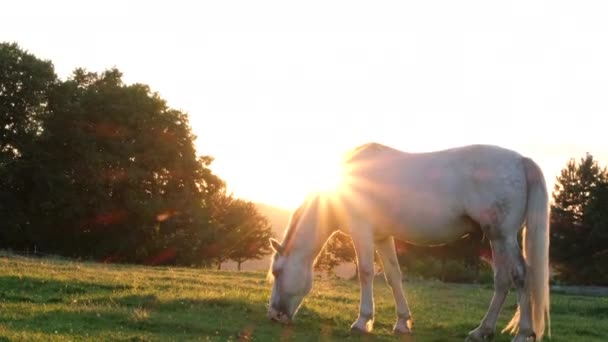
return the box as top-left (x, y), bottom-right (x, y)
top-left (304, 158), bottom-right (346, 195)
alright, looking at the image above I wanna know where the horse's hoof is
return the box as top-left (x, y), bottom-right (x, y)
top-left (350, 325), bottom-right (372, 334)
top-left (393, 318), bottom-right (413, 335)
top-left (393, 327), bottom-right (412, 335)
top-left (466, 331), bottom-right (494, 342)
top-left (510, 332), bottom-right (536, 342)
top-left (350, 315), bottom-right (373, 334)
top-left (465, 334), bottom-right (478, 342)
top-left (350, 321), bottom-right (373, 334)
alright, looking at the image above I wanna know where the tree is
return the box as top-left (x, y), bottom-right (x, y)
top-left (208, 192), bottom-right (274, 270)
top-left (0, 42), bottom-right (56, 162)
top-left (314, 231), bottom-right (358, 277)
top-left (0, 44), bottom-right (278, 269)
top-left (27, 67), bottom-right (224, 264)
top-left (585, 182), bottom-right (608, 284)
top-left (550, 153), bottom-right (608, 284)
top-left (0, 42), bottom-right (57, 249)
top-left (227, 199), bottom-right (274, 271)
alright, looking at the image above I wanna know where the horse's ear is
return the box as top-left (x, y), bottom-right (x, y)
top-left (269, 238), bottom-right (283, 255)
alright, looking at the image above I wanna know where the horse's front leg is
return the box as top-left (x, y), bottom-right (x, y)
top-left (350, 225), bottom-right (376, 334)
top-left (376, 236), bottom-right (413, 335)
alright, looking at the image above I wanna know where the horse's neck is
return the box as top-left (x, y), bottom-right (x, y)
top-left (290, 205), bottom-right (337, 262)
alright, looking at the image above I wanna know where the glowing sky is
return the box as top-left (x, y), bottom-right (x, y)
top-left (3, 1), bottom-right (607, 209)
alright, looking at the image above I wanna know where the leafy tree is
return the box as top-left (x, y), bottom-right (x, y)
top-left (0, 42), bottom-right (57, 249)
top-left (206, 190), bottom-right (236, 269)
top-left (209, 192), bottom-right (274, 270)
top-left (315, 233), bottom-right (346, 272)
top-left (28, 67), bottom-right (224, 263)
top-left (0, 42), bottom-right (56, 162)
top-left (395, 229), bottom-right (488, 283)
top-left (0, 44), bottom-right (278, 270)
top-left (314, 231), bottom-right (358, 277)
top-left (227, 199), bottom-right (274, 271)
top-left (584, 182), bottom-right (608, 284)
top-left (550, 153), bottom-right (608, 284)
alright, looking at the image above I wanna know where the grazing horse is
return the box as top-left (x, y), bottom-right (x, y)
top-left (267, 143), bottom-right (550, 342)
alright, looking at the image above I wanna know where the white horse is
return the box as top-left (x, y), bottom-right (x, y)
top-left (267, 143), bottom-right (550, 342)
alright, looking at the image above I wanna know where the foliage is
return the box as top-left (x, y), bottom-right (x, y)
top-left (314, 231), bottom-right (357, 274)
top-left (315, 229), bottom-right (490, 283)
top-left (1, 255), bottom-right (606, 341)
top-left (0, 42), bottom-right (56, 161)
top-left (403, 256), bottom-right (494, 284)
top-left (226, 199), bottom-right (274, 270)
top-left (209, 191), bottom-right (274, 270)
top-left (395, 230), bottom-right (490, 283)
top-left (550, 153), bottom-right (608, 285)
top-left (18, 68), bottom-right (223, 264)
top-left (0, 42), bottom-right (273, 268)
top-left (584, 183), bottom-right (608, 284)
top-left (0, 42), bottom-right (57, 248)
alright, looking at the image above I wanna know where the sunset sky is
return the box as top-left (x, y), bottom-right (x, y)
top-left (3, 1), bottom-right (607, 209)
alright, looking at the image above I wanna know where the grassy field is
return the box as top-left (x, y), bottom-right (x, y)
top-left (0, 255), bottom-right (606, 341)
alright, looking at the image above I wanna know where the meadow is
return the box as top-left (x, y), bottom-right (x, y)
top-left (0, 254), bottom-right (606, 341)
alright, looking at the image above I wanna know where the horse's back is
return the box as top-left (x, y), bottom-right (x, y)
top-left (344, 143), bottom-right (525, 186)
top-left (341, 143), bottom-right (529, 244)
top-left (345, 142), bottom-right (523, 165)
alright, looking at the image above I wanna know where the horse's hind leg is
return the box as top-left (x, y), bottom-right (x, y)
top-left (466, 238), bottom-right (511, 342)
top-left (376, 236), bottom-right (413, 335)
top-left (503, 238), bottom-right (535, 342)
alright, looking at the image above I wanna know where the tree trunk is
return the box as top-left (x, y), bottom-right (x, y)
top-left (238, 261), bottom-right (242, 271)
top-left (217, 261), bottom-right (222, 270)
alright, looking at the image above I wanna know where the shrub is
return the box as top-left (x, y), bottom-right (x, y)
top-left (402, 257), bottom-right (494, 284)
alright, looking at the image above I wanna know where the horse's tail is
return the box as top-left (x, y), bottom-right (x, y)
top-left (504, 157), bottom-right (551, 340)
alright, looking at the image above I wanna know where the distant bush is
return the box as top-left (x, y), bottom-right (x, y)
top-left (477, 262), bottom-right (494, 283)
top-left (402, 257), bottom-right (494, 284)
top-left (406, 256), bottom-right (441, 280)
top-left (441, 260), bottom-right (476, 283)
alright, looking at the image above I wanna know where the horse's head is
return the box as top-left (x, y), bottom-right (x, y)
top-left (266, 194), bottom-right (341, 324)
top-left (266, 237), bottom-right (313, 324)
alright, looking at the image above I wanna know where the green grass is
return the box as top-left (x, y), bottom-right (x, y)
top-left (0, 255), bottom-right (606, 341)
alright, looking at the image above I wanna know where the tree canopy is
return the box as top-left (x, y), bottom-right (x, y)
top-left (314, 231), bottom-right (357, 275)
top-left (0, 42), bottom-right (56, 162)
top-left (1, 42), bottom-right (57, 248)
top-left (0, 42), bottom-right (273, 268)
top-left (550, 153), bottom-right (608, 284)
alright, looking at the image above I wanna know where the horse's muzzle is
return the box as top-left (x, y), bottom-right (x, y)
top-left (267, 305), bottom-right (292, 324)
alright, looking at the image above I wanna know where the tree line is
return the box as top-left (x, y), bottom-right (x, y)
top-left (2, 42), bottom-right (606, 285)
top-left (316, 154), bottom-right (608, 286)
top-left (0, 42), bottom-right (273, 269)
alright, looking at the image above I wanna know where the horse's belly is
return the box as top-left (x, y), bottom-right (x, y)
top-left (377, 209), bottom-right (477, 246)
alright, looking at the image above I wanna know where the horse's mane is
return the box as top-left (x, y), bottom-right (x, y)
top-left (280, 202), bottom-right (306, 250)
top-left (266, 195), bottom-right (320, 282)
